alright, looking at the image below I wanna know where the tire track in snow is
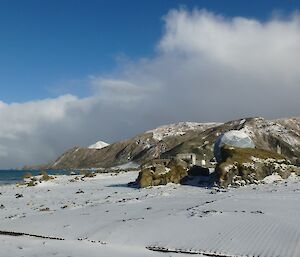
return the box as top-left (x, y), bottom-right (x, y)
top-left (150, 212), bottom-right (300, 257)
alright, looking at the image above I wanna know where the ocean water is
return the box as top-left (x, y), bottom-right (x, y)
top-left (0, 170), bottom-right (72, 186)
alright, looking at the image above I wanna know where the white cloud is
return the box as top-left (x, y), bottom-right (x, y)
top-left (159, 9), bottom-right (300, 85)
top-left (1, 8), bottom-right (300, 168)
top-left (90, 76), bottom-right (151, 105)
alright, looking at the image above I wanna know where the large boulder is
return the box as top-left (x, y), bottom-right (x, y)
top-left (152, 164), bottom-right (166, 179)
top-left (136, 168), bottom-right (153, 188)
top-left (165, 165), bottom-right (188, 184)
top-left (216, 145), bottom-right (293, 187)
top-left (136, 164), bottom-right (188, 188)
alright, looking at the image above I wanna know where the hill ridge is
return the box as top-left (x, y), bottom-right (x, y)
top-left (28, 117), bottom-right (300, 170)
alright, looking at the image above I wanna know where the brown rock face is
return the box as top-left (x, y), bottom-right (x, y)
top-left (136, 164), bottom-right (188, 188)
top-left (166, 165), bottom-right (188, 184)
top-left (136, 168), bottom-right (154, 188)
top-left (167, 158), bottom-right (188, 170)
top-left (216, 146), bottom-right (298, 187)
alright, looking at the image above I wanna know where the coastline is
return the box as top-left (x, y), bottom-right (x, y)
top-left (0, 170), bottom-right (75, 187)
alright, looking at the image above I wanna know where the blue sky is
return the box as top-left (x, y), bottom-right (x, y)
top-left (0, 1), bottom-right (300, 168)
top-left (1, 0), bottom-right (300, 103)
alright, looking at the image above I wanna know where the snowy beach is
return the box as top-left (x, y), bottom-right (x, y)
top-left (1, 171), bottom-right (300, 257)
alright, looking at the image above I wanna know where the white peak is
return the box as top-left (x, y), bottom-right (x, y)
top-left (88, 141), bottom-right (109, 149)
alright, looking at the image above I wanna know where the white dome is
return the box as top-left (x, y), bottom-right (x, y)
top-left (214, 130), bottom-right (255, 162)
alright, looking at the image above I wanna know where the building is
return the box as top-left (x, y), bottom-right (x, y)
top-left (176, 153), bottom-right (196, 167)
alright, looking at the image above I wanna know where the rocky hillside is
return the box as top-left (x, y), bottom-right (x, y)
top-left (38, 117), bottom-right (300, 170)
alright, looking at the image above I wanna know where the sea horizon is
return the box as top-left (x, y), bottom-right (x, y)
top-left (0, 170), bottom-right (72, 186)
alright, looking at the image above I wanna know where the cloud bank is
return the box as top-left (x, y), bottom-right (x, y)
top-left (1, 9), bottom-right (300, 168)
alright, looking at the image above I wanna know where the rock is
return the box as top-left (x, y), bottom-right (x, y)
top-left (136, 164), bottom-right (187, 188)
top-left (82, 171), bottom-right (96, 178)
top-left (152, 164), bottom-right (166, 180)
top-left (137, 168), bottom-right (153, 188)
top-left (165, 165), bottom-right (188, 184)
top-left (276, 165), bottom-right (292, 179)
top-left (167, 158), bottom-right (188, 170)
top-left (154, 164), bottom-right (166, 173)
top-left (15, 193), bottom-right (23, 198)
top-left (290, 166), bottom-right (300, 176)
top-left (151, 179), bottom-right (159, 186)
top-left (39, 207), bottom-right (50, 212)
top-left (218, 163), bottom-right (239, 188)
top-left (216, 146), bottom-right (292, 187)
top-left (278, 170), bottom-right (291, 179)
top-left (255, 163), bottom-right (271, 181)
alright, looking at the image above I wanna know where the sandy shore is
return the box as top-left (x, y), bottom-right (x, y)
top-left (1, 171), bottom-right (300, 257)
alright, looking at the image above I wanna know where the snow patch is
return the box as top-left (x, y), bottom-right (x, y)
top-left (257, 120), bottom-right (300, 147)
top-left (262, 174), bottom-right (283, 184)
top-left (88, 141), bottom-right (109, 149)
top-left (147, 122), bottom-right (220, 141)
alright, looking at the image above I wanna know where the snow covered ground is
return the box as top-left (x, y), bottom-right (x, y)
top-left (0, 171), bottom-right (300, 257)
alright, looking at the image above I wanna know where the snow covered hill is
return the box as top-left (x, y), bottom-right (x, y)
top-left (39, 117), bottom-right (300, 170)
top-left (147, 122), bottom-right (220, 141)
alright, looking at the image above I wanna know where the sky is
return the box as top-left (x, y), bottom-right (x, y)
top-left (0, 0), bottom-right (300, 168)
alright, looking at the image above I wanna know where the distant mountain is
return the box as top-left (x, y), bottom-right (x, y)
top-left (35, 117), bottom-right (300, 170)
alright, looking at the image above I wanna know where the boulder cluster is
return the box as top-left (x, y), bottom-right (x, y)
top-left (133, 158), bottom-right (215, 188)
top-left (133, 143), bottom-right (300, 189)
top-left (216, 145), bottom-right (300, 187)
